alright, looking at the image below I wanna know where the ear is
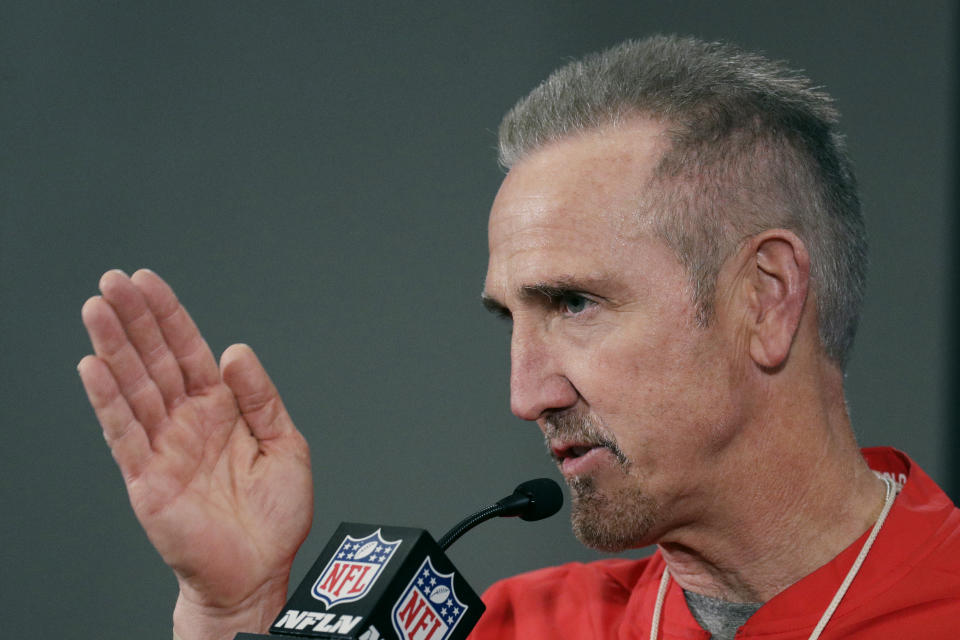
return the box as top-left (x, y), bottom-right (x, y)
top-left (745, 230), bottom-right (811, 369)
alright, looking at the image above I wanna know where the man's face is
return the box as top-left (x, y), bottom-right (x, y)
top-left (482, 121), bottom-right (745, 551)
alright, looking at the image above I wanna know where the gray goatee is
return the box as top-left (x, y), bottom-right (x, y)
top-left (543, 411), bottom-right (659, 551)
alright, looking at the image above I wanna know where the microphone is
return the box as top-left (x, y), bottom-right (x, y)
top-left (234, 478), bottom-right (563, 640)
top-left (437, 478), bottom-right (563, 550)
top-left (496, 477), bottom-right (564, 520)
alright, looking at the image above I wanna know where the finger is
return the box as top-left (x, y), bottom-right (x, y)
top-left (130, 269), bottom-right (221, 395)
top-left (82, 294), bottom-right (169, 430)
top-left (99, 270), bottom-right (187, 408)
top-left (78, 354), bottom-right (152, 480)
top-left (220, 344), bottom-right (297, 442)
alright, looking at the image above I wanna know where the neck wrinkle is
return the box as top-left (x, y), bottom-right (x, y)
top-left (657, 440), bottom-right (887, 603)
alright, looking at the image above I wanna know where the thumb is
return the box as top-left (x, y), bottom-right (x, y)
top-left (220, 343), bottom-right (295, 442)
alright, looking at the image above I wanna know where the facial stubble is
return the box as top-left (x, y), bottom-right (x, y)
top-left (544, 412), bottom-right (660, 552)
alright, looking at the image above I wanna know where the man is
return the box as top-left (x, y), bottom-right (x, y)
top-left (80, 36), bottom-right (960, 639)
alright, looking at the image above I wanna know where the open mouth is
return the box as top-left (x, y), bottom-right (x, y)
top-left (551, 442), bottom-right (605, 463)
top-left (549, 438), bottom-right (626, 476)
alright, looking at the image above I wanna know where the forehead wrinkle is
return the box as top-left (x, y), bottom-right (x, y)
top-left (506, 120), bottom-right (668, 217)
top-left (492, 209), bottom-right (646, 268)
top-left (492, 137), bottom-right (665, 241)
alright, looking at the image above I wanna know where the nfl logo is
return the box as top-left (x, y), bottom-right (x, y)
top-left (390, 557), bottom-right (468, 640)
top-left (311, 529), bottom-right (402, 608)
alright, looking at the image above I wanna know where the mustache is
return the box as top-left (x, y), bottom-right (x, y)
top-left (542, 411), bottom-right (629, 467)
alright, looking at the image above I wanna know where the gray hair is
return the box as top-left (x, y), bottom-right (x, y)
top-left (498, 35), bottom-right (866, 368)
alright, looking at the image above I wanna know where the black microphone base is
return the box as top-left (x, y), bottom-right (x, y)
top-left (233, 522), bottom-right (484, 640)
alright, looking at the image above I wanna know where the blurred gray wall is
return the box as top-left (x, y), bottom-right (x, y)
top-left (1, 2), bottom-right (955, 637)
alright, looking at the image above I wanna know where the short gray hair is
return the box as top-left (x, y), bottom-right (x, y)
top-left (498, 35), bottom-right (866, 368)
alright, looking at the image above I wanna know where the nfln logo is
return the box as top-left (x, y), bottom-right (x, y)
top-left (390, 557), bottom-right (468, 640)
top-left (311, 529), bottom-right (402, 607)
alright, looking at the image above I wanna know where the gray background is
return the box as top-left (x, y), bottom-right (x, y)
top-left (1, 2), bottom-right (956, 637)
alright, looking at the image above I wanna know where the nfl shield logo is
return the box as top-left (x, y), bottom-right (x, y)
top-left (311, 529), bottom-right (402, 608)
top-left (391, 557), bottom-right (468, 640)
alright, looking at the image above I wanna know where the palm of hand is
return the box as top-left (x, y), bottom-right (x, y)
top-left (128, 382), bottom-right (313, 608)
top-left (79, 269), bottom-right (313, 617)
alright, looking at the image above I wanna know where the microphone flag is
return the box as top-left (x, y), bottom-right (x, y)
top-left (311, 529), bottom-right (402, 608)
top-left (235, 522), bottom-right (485, 640)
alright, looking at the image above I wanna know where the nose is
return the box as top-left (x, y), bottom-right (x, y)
top-left (509, 321), bottom-right (578, 421)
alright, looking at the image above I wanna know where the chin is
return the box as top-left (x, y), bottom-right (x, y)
top-left (568, 475), bottom-right (660, 552)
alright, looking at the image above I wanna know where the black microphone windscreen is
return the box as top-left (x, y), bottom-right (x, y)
top-left (513, 478), bottom-right (563, 521)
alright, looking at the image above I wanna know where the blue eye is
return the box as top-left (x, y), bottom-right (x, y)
top-left (561, 292), bottom-right (591, 315)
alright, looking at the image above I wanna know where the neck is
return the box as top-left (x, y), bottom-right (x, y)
top-left (658, 370), bottom-right (886, 603)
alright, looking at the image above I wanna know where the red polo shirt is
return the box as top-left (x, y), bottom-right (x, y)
top-left (471, 448), bottom-right (960, 639)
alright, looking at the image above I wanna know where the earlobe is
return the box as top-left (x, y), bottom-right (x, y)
top-left (746, 231), bottom-right (810, 370)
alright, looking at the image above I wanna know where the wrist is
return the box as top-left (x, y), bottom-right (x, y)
top-left (172, 576), bottom-right (289, 640)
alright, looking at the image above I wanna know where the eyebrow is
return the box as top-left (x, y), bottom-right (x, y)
top-left (481, 276), bottom-right (608, 316)
top-left (518, 282), bottom-right (572, 301)
top-left (481, 293), bottom-right (510, 317)
top-left (520, 275), bottom-right (609, 300)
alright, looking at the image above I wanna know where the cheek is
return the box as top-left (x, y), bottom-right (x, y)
top-left (583, 325), bottom-right (740, 454)
top-left (571, 329), bottom-right (685, 425)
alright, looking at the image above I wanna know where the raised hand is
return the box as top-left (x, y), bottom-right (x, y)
top-left (78, 270), bottom-right (313, 639)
